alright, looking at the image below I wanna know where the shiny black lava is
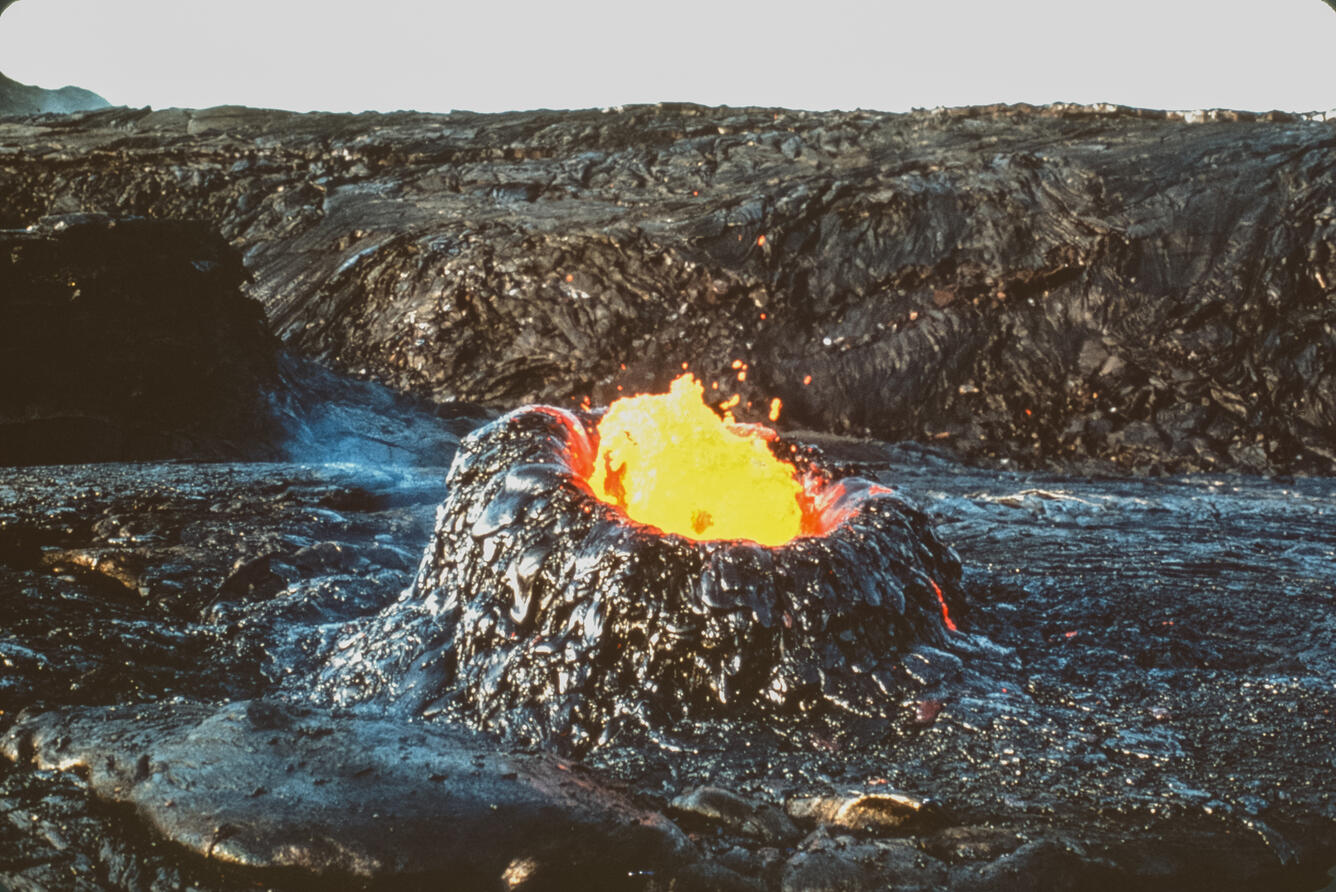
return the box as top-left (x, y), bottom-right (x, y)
top-left (402, 404), bottom-right (969, 750)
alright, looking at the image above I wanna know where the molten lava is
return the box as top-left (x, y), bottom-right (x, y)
top-left (589, 373), bottom-right (803, 546)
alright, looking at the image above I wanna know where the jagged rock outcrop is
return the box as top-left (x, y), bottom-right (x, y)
top-left (0, 214), bottom-right (283, 462)
top-left (1, 103), bottom-right (1333, 475)
top-left (0, 213), bottom-right (472, 464)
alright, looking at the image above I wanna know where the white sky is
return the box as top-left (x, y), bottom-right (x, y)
top-left (1, 0), bottom-right (1333, 115)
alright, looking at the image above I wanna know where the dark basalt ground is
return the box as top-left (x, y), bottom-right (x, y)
top-left (0, 103), bottom-right (1334, 891)
top-left (0, 103), bottom-right (1333, 476)
top-left (1, 449), bottom-right (1333, 890)
top-left (3, 700), bottom-right (691, 887)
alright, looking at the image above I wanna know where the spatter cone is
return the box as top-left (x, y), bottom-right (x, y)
top-left (408, 404), bottom-right (968, 750)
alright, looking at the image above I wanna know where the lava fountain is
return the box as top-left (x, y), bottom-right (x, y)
top-left (400, 373), bottom-right (968, 750)
top-left (588, 374), bottom-right (805, 546)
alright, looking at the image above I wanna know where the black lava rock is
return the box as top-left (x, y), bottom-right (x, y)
top-left (0, 215), bottom-right (281, 462)
top-left (331, 404), bottom-right (968, 751)
top-left (3, 102), bottom-right (1335, 892)
top-left (1, 103), bottom-right (1332, 475)
top-left (2, 452), bottom-right (1334, 891)
top-left (1, 699), bottom-right (691, 886)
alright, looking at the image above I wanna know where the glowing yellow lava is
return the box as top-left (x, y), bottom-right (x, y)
top-left (589, 373), bottom-right (804, 546)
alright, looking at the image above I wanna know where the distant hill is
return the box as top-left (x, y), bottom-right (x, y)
top-left (0, 70), bottom-right (109, 116)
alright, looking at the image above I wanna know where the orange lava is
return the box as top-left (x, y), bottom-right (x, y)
top-left (930, 578), bottom-right (958, 632)
top-left (589, 374), bottom-right (803, 546)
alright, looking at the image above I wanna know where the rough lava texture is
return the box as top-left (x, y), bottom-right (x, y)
top-left (0, 214), bottom-right (281, 463)
top-left (1, 103), bottom-right (1333, 475)
top-left (0, 213), bottom-right (480, 465)
top-left (1, 699), bottom-right (691, 886)
top-left (322, 404), bottom-right (970, 751)
top-left (1, 104), bottom-right (1334, 892)
top-left (1, 452), bottom-right (1333, 891)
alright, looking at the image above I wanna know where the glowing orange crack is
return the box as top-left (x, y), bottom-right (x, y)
top-left (588, 373), bottom-right (803, 546)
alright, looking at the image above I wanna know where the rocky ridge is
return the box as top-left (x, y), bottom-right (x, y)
top-left (0, 214), bottom-right (281, 463)
top-left (1, 102), bottom-right (1333, 475)
top-left (0, 71), bottom-right (108, 117)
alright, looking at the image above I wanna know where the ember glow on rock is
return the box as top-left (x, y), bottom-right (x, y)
top-left (588, 373), bottom-right (803, 546)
